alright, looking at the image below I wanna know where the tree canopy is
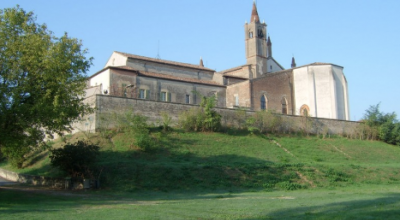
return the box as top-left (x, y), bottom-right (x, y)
top-left (0, 6), bottom-right (93, 167)
top-left (363, 104), bottom-right (400, 146)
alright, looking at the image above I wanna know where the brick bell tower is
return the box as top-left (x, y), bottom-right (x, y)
top-left (245, 1), bottom-right (268, 78)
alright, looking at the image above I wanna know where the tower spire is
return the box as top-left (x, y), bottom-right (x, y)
top-left (250, 1), bottom-right (260, 23)
top-left (291, 56), bottom-right (297, 68)
top-left (199, 57), bottom-right (204, 67)
top-left (267, 35), bottom-right (272, 57)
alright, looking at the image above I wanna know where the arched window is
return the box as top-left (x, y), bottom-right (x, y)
top-left (300, 104), bottom-right (310, 117)
top-left (249, 32), bottom-right (253, 38)
top-left (260, 95), bottom-right (267, 110)
top-left (281, 97), bottom-right (288, 115)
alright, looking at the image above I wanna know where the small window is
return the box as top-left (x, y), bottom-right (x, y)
top-left (139, 89), bottom-right (145, 99)
top-left (261, 95), bottom-right (267, 110)
top-left (160, 91), bottom-right (167, 101)
top-left (185, 94), bottom-right (190, 104)
top-left (160, 91), bottom-right (171, 102)
top-left (235, 95), bottom-right (239, 106)
top-left (139, 89), bottom-right (150, 99)
top-left (281, 97), bottom-right (288, 115)
top-left (249, 32), bottom-right (253, 38)
top-left (270, 65), bottom-right (272, 70)
top-left (300, 104), bottom-right (310, 117)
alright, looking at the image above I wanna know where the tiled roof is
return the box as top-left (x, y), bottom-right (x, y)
top-left (115, 51), bottom-right (215, 72)
top-left (218, 64), bottom-right (251, 75)
top-left (108, 66), bottom-right (224, 87)
top-left (293, 62), bottom-right (344, 69)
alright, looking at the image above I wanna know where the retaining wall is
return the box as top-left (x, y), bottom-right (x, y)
top-left (0, 168), bottom-right (65, 188)
top-left (94, 95), bottom-right (360, 135)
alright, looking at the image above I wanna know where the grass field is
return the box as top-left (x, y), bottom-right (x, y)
top-left (1, 184), bottom-right (400, 219)
top-left (2, 129), bottom-right (400, 192)
top-left (2, 128), bottom-right (400, 219)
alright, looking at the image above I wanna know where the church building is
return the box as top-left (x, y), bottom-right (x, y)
top-left (88, 2), bottom-right (350, 120)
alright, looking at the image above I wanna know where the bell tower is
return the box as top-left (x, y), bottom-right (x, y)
top-left (245, 1), bottom-right (268, 77)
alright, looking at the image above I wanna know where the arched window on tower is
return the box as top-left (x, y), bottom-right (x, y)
top-left (281, 97), bottom-right (288, 115)
top-left (260, 95), bottom-right (267, 110)
top-left (249, 32), bottom-right (253, 38)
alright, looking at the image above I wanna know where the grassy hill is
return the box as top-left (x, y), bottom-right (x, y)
top-left (1, 128), bottom-right (400, 192)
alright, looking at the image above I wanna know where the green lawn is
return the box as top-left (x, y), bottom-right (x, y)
top-left (2, 130), bottom-right (400, 191)
top-left (1, 184), bottom-right (400, 219)
top-left (2, 129), bottom-right (400, 219)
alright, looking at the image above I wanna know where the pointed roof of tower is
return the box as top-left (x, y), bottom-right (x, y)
top-left (267, 35), bottom-right (272, 46)
top-left (291, 56), bottom-right (297, 68)
top-left (199, 57), bottom-right (204, 67)
top-left (250, 2), bottom-right (260, 23)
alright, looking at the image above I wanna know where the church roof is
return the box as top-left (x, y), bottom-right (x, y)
top-left (292, 62), bottom-right (344, 69)
top-left (115, 51), bottom-right (215, 72)
top-left (250, 2), bottom-right (260, 23)
top-left (92, 66), bottom-right (224, 87)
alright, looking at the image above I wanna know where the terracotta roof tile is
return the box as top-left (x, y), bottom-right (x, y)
top-left (109, 66), bottom-right (224, 87)
top-left (115, 51), bottom-right (215, 72)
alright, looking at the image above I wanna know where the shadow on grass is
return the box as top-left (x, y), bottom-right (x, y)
top-left (249, 193), bottom-right (400, 220)
top-left (2, 187), bottom-right (400, 219)
top-left (4, 129), bottom-right (305, 194)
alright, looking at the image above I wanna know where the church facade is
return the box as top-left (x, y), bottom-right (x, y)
top-left (87, 3), bottom-right (350, 120)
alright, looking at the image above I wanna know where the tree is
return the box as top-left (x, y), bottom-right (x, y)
top-left (363, 104), bottom-right (400, 145)
top-left (50, 141), bottom-right (99, 178)
top-left (0, 6), bottom-right (93, 167)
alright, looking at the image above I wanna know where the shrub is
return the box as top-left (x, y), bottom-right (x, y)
top-left (277, 181), bottom-right (303, 191)
top-left (161, 111), bottom-right (172, 132)
top-left (179, 95), bottom-right (221, 132)
top-left (246, 116), bottom-right (259, 135)
top-left (50, 141), bottom-right (100, 178)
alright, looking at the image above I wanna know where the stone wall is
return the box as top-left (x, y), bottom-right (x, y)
top-left (94, 94), bottom-right (359, 135)
top-left (0, 168), bottom-right (65, 188)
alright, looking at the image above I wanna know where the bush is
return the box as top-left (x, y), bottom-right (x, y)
top-left (277, 181), bottom-right (303, 191)
top-left (179, 95), bottom-right (221, 132)
top-left (161, 111), bottom-right (172, 132)
top-left (50, 141), bottom-right (100, 178)
top-left (361, 104), bottom-right (400, 145)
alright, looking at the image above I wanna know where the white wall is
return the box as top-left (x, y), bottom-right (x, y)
top-left (267, 57), bottom-right (284, 73)
top-left (90, 69), bottom-right (110, 94)
top-left (293, 64), bottom-right (350, 120)
top-left (104, 52), bottom-right (127, 67)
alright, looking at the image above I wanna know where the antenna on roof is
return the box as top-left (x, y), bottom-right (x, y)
top-left (156, 40), bottom-right (161, 60)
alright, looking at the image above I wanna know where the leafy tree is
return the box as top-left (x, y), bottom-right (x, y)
top-left (179, 94), bottom-right (221, 132)
top-left (363, 104), bottom-right (400, 145)
top-left (200, 95), bottom-right (221, 132)
top-left (50, 141), bottom-right (99, 178)
top-left (0, 6), bottom-right (93, 167)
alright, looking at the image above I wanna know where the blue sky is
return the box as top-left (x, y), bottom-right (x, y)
top-left (2, 0), bottom-right (400, 121)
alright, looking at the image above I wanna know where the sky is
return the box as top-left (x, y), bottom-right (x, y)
top-left (2, 0), bottom-right (400, 121)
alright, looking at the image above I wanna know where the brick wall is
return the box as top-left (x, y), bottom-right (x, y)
top-left (251, 70), bottom-right (293, 113)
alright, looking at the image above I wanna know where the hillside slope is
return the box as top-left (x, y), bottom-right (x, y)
top-left (2, 130), bottom-right (400, 192)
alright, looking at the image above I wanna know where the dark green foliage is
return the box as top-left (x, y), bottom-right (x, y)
top-left (179, 95), bottom-right (221, 132)
top-left (325, 168), bottom-right (349, 183)
top-left (0, 6), bottom-right (93, 167)
top-left (50, 141), bottom-right (99, 178)
top-left (125, 112), bottom-right (156, 151)
top-left (363, 104), bottom-right (400, 145)
top-left (277, 181), bottom-right (304, 191)
top-left (160, 111), bottom-right (172, 132)
top-left (246, 117), bottom-right (259, 135)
